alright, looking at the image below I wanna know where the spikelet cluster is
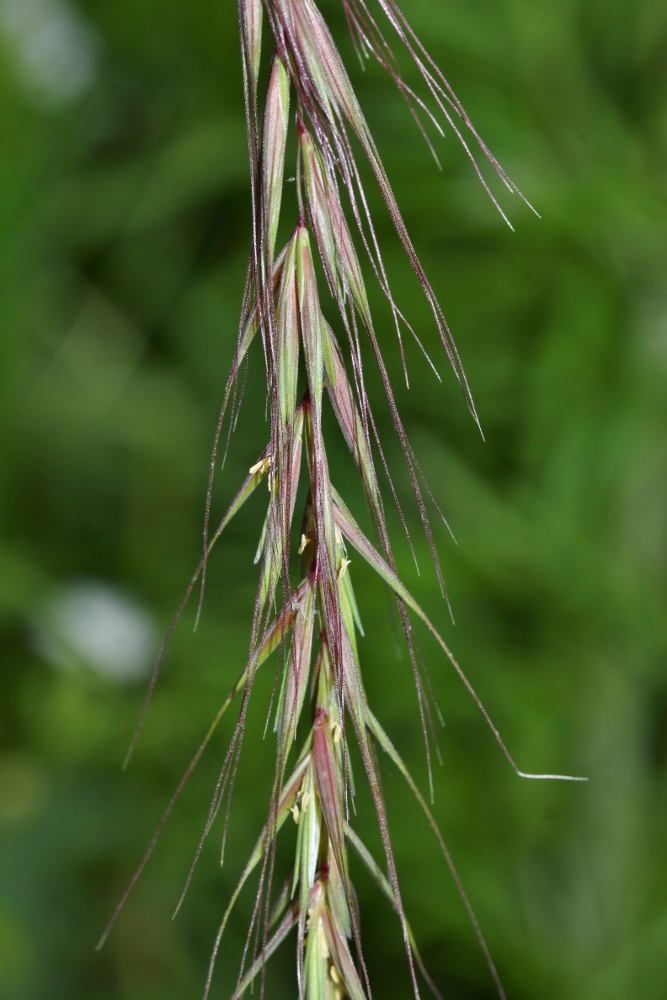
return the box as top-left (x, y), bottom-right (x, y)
top-left (99, 2), bottom-right (586, 998)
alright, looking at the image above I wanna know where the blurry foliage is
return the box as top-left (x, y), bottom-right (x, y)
top-left (1, 0), bottom-right (667, 998)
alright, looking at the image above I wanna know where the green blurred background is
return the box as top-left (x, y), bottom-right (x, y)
top-left (1, 0), bottom-right (666, 997)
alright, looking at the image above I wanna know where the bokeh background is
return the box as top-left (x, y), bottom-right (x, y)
top-left (1, 0), bottom-right (667, 997)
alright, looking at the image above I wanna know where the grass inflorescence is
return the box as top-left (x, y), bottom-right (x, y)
top-left (99, 2), bottom-right (586, 997)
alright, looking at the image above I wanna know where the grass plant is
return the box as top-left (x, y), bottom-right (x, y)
top-left (98, 2), bottom-right (585, 996)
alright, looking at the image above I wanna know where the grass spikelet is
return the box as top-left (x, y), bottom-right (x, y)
top-left (262, 55), bottom-right (291, 263)
top-left (241, 0), bottom-right (263, 91)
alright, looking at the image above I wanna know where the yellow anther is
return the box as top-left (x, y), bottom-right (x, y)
top-left (301, 791), bottom-right (311, 811)
top-left (331, 723), bottom-right (341, 745)
top-left (335, 525), bottom-right (342, 545)
top-left (319, 923), bottom-right (329, 959)
top-left (249, 455), bottom-right (272, 477)
top-left (337, 558), bottom-right (351, 580)
top-left (299, 534), bottom-right (311, 555)
top-left (330, 965), bottom-right (341, 984)
top-left (291, 804), bottom-right (300, 825)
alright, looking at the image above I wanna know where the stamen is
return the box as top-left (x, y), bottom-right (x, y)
top-left (249, 454), bottom-right (273, 476)
top-left (337, 558), bottom-right (351, 580)
top-left (299, 533), bottom-right (311, 554)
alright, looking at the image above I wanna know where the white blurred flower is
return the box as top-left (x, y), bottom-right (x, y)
top-left (35, 579), bottom-right (157, 683)
top-left (0, 0), bottom-right (99, 105)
